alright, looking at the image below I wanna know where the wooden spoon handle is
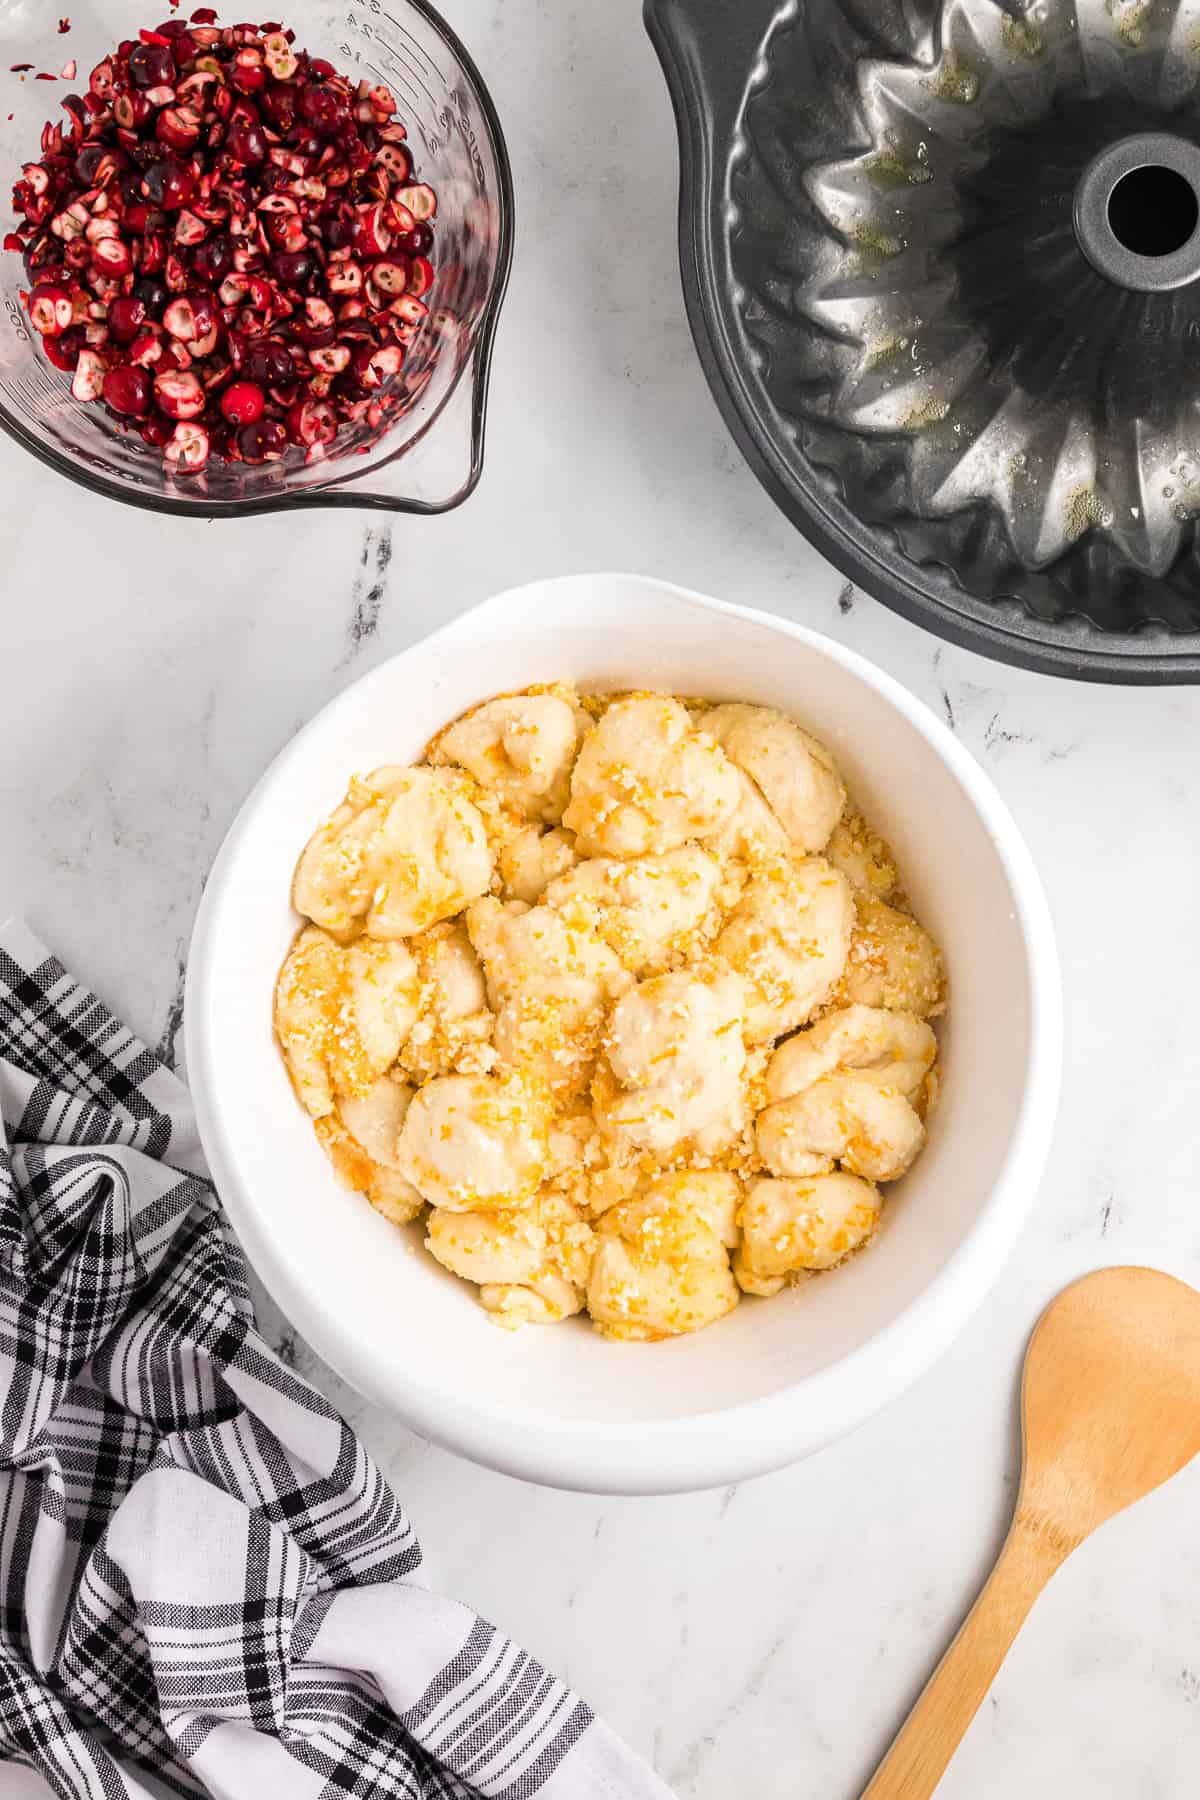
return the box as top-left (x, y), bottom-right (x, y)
top-left (862, 1520), bottom-right (1066, 1800)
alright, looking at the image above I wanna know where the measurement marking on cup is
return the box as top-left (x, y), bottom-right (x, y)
top-left (366, 40), bottom-right (439, 117)
top-left (380, 9), bottom-right (445, 80)
top-left (4, 295), bottom-right (29, 343)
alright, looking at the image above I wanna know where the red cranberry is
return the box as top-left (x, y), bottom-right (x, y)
top-left (163, 290), bottom-right (216, 342)
top-left (376, 143), bottom-right (412, 185)
top-left (260, 83), bottom-right (296, 132)
top-left (231, 47), bottom-right (265, 93)
top-left (142, 159), bottom-right (196, 211)
top-left (141, 409), bottom-right (174, 447)
top-left (165, 421), bottom-right (210, 470)
top-left (371, 257), bottom-right (410, 296)
top-left (133, 274), bottom-right (168, 317)
top-left (72, 348), bottom-right (107, 403)
top-left (191, 234), bottom-right (233, 285)
top-left (322, 211), bottom-right (358, 252)
top-left (103, 365), bottom-right (152, 416)
top-left (225, 119), bottom-right (267, 165)
top-left (238, 417), bottom-right (287, 463)
top-left (74, 144), bottom-right (109, 185)
top-left (286, 129), bottom-right (324, 165)
top-left (28, 284), bottom-right (74, 336)
top-left (44, 328), bottom-right (83, 371)
top-left (395, 222), bottom-right (433, 257)
top-left (114, 91), bottom-right (154, 132)
top-left (129, 40), bottom-right (175, 90)
top-left (92, 236), bottom-right (133, 278)
top-left (272, 248), bottom-right (315, 288)
top-left (108, 294), bottom-right (148, 341)
top-left (245, 338), bottom-right (295, 389)
top-left (408, 255), bottom-right (434, 298)
top-left (156, 107), bottom-right (202, 153)
top-left (298, 84), bottom-right (345, 135)
top-left (394, 184), bottom-right (437, 223)
top-left (154, 367), bottom-right (205, 418)
top-left (219, 378), bottom-right (265, 425)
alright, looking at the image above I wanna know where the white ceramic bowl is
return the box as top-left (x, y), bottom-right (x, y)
top-left (186, 573), bottom-right (1061, 1495)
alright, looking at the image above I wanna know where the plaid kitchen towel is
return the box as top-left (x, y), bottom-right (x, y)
top-left (0, 920), bottom-right (674, 1800)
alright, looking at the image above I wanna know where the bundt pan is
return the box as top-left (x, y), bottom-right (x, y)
top-left (646, 0), bottom-right (1200, 680)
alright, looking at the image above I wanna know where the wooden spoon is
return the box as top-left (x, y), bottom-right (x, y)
top-left (863, 1266), bottom-right (1200, 1800)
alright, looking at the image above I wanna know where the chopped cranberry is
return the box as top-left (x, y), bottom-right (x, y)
top-left (298, 84), bottom-right (345, 135)
top-left (133, 274), bottom-right (169, 317)
top-left (245, 338), bottom-right (295, 389)
top-left (226, 119), bottom-right (267, 165)
top-left (103, 365), bottom-right (152, 416)
top-left (142, 159), bottom-right (196, 211)
top-left (272, 248), bottom-right (315, 288)
top-left (74, 144), bottom-right (109, 185)
top-left (129, 39), bottom-right (174, 89)
top-left (44, 329), bottom-right (83, 371)
top-left (141, 409), bottom-right (175, 447)
top-left (260, 82), bottom-right (296, 132)
top-left (156, 106), bottom-right (202, 152)
top-left (395, 222), bottom-right (433, 257)
top-left (191, 234), bottom-right (233, 285)
top-left (154, 367), bottom-right (205, 418)
top-left (238, 416), bottom-right (288, 462)
top-left (8, 18), bottom-right (440, 473)
top-left (108, 295), bottom-right (148, 342)
top-left (231, 47), bottom-right (265, 92)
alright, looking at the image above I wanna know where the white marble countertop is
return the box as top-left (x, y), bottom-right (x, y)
top-left (4, 1), bottom-right (1200, 1793)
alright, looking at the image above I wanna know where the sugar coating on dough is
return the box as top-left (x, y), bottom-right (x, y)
top-left (563, 694), bottom-right (740, 858)
top-left (278, 683), bottom-right (945, 1339)
top-left (703, 703), bottom-right (847, 853)
top-left (429, 692), bottom-right (585, 823)
top-left (294, 765), bottom-right (493, 940)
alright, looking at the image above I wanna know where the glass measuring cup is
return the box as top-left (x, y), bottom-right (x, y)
top-left (0, 0), bottom-right (513, 516)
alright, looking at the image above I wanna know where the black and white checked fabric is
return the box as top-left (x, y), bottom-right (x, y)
top-left (0, 921), bottom-right (673, 1800)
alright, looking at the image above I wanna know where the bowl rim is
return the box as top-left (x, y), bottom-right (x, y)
top-left (0, 0), bottom-right (515, 522)
top-left (185, 572), bottom-right (1063, 1494)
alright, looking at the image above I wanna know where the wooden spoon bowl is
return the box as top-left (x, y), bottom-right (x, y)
top-left (864, 1267), bottom-right (1200, 1799)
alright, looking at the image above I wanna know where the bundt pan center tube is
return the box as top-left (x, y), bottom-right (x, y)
top-left (646, 0), bottom-right (1200, 681)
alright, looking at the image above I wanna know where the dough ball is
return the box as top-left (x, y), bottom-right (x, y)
top-left (704, 703), bottom-right (845, 853)
top-left (709, 767), bottom-right (793, 862)
top-left (426, 1192), bottom-right (594, 1326)
top-left (499, 825), bottom-right (578, 903)
top-left (545, 846), bottom-right (723, 977)
top-left (562, 694), bottom-right (740, 858)
top-left (293, 765), bottom-right (492, 940)
top-left (397, 1073), bottom-right (550, 1211)
top-left (430, 692), bottom-right (584, 823)
top-left (598, 970), bottom-right (746, 1156)
top-left (275, 926), bottom-right (418, 1117)
top-left (735, 1173), bottom-right (880, 1292)
top-left (826, 808), bottom-right (899, 900)
top-left (587, 1174), bottom-right (740, 1340)
top-left (715, 854), bottom-right (853, 1043)
top-left (766, 1004), bottom-right (936, 1105)
top-left (399, 922), bottom-right (494, 1083)
top-left (316, 1076), bottom-right (423, 1225)
top-left (756, 1074), bottom-right (925, 1183)
top-left (468, 896), bottom-right (630, 1093)
top-left (838, 896), bottom-right (945, 1018)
